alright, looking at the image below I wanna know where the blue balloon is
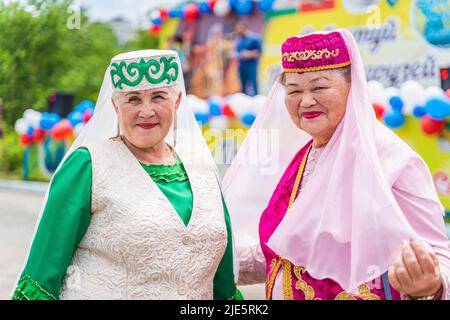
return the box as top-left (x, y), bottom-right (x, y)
top-left (235, 0), bottom-right (253, 15)
top-left (241, 113), bottom-right (256, 126)
top-left (169, 6), bottom-right (185, 18)
top-left (412, 105), bottom-right (427, 118)
top-left (194, 113), bottom-right (209, 125)
top-left (199, 1), bottom-right (212, 13)
top-left (75, 100), bottom-right (95, 113)
top-left (27, 126), bottom-right (34, 136)
top-left (39, 113), bottom-right (60, 130)
top-left (389, 96), bottom-right (404, 112)
top-left (383, 111), bottom-right (405, 129)
top-left (67, 111), bottom-right (84, 126)
top-left (151, 17), bottom-right (162, 26)
top-left (229, 0), bottom-right (238, 8)
top-left (258, 0), bottom-right (274, 12)
top-left (425, 97), bottom-right (450, 120)
top-left (209, 102), bottom-right (222, 116)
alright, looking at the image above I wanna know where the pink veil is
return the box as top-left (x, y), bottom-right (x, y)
top-left (223, 29), bottom-right (444, 291)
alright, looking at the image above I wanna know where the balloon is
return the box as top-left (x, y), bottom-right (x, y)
top-left (83, 109), bottom-right (93, 123)
top-left (209, 116), bottom-right (229, 132)
top-left (67, 111), bottom-right (84, 126)
top-left (208, 96), bottom-right (224, 116)
top-left (388, 96), bottom-right (404, 112)
top-left (425, 97), bottom-right (450, 120)
top-left (184, 3), bottom-right (199, 19)
top-left (208, 0), bottom-right (218, 10)
top-left (383, 87), bottom-right (400, 108)
top-left (20, 134), bottom-right (33, 146)
top-left (26, 126), bottom-right (34, 137)
top-left (32, 128), bottom-right (46, 142)
top-left (234, 0), bottom-right (253, 15)
top-left (23, 109), bottom-right (42, 129)
top-left (400, 80), bottom-right (425, 114)
top-left (39, 113), bottom-right (60, 130)
top-left (383, 111), bottom-right (405, 129)
top-left (446, 88), bottom-right (450, 98)
top-left (150, 10), bottom-right (162, 25)
top-left (149, 24), bottom-right (161, 35)
top-left (75, 100), bottom-right (95, 113)
top-left (367, 81), bottom-right (385, 104)
top-left (222, 103), bottom-right (236, 118)
top-left (169, 7), bottom-right (185, 18)
top-left (214, 0), bottom-right (231, 17)
top-left (73, 123), bottom-right (85, 137)
top-left (421, 115), bottom-right (445, 135)
top-left (241, 113), bottom-right (256, 127)
top-left (412, 105), bottom-right (427, 118)
top-left (424, 86), bottom-right (445, 100)
top-left (194, 113), bottom-right (209, 125)
top-left (159, 8), bottom-right (169, 20)
top-left (14, 118), bottom-right (29, 135)
top-left (50, 119), bottom-right (73, 141)
top-left (372, 103), bottom-right (385, 119)
top-left (199, 1), bottom-right (212, 13)
top-left (258, 0), bottom-right (274, 12)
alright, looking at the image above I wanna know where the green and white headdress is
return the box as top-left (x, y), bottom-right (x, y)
top-left (109, 50), bottom-right (181, 92)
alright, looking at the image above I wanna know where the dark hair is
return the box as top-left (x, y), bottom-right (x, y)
top-left (280, 65), bottom-right (352, 86)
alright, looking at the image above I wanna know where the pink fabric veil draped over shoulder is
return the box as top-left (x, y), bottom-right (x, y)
top-left (222, 28), bottom-right (445, 292)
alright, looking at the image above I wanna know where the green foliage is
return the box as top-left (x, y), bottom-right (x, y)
top-left (0, 0), bottom-right (119, 124)
top-left (0, 123), bottom-right (23, 177)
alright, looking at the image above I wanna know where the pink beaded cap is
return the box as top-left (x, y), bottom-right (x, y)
top-left (281, 31), bottom-right (351, 73)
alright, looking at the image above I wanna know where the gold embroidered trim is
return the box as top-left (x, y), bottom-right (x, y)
top-left (293, 266), bottom-right (315, 300)
top-left (288, 144), bottom-right (312, 209)
top-left (283, 61), bottom-right (351, 74)
top-left (335, 284), bottom-right (381, 300)
top-left (282, 259), bottom-right (294, 300)
top-left (282, 48), bottom-right (340, 62)
top-left (266, 258), bottom-right (282, 300)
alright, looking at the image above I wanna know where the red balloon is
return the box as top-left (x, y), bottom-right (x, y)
top-left (222, 104), bottom-right (236, 118)
top-left (421, 115), bottom-right (444, 135)
top-left (160, 8), bottom-right (169, 20)
top-left (83, 110), bottom-right (92, 123)
top-left (208, 0), bottom-right (218, 10)
top-left (51, 119), bottom-right (73, 141)
top-left (32, 128), bottom-right (46, 142)
top-left (148, 24), bottom-right (161, 36)
top-left (445, 88), bottom-right (450, 99)
top-left (372, 102), bottom-right (385, 119)
top-left (184, 4), bottom-right (199, 19)
top-left (20, 134), bottom-right (33, 146)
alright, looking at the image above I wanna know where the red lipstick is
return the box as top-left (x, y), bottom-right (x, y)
top-left (137, 123), bottom-right (158, 129)
top-left (301, 112), bottom-right (323, 119)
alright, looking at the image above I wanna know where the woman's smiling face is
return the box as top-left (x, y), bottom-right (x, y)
top-left (112, 87), bottom-right (181, 149)
top-left (283, 68), bottom-right (351, 146)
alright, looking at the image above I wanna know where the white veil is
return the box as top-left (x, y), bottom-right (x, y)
top-left (12, 50), bottom-right (240, 296)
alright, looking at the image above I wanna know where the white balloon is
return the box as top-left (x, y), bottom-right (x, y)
top-left (367, 81), bottom-right (385, 104)
top-left (209, 116), bottom-right (229, 132)
top-left (73, 123), bottom-right (85, 137)
top-left (150, 10), bottom-right (161, 20)
top-left (400, 80), bottom-right (425, 114)
top-left (23, 109), bottom-right (42, 129)
top-left (187, 94), bottom-right (210, 114)
top-left (424, 86), bottom-right (445, 100)
top-left (214, 0), bottom-right (231, 17)
top-left (14, 118), bottom-right (29, 135)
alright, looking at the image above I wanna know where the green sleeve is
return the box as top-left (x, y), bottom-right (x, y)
top-left (213, 195), bottom-right (244, 300)
top-left (12, 148), bottom-right (92, 300)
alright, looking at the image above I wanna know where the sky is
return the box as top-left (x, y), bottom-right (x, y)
top-left (71, 0), bottom-right (184, 27)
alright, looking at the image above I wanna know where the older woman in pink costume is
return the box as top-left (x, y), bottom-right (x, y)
top-left (222, 29), bottom-right (450, 300)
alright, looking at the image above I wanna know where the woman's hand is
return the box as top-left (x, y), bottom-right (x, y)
top-left (388, 239), bottom-right (443, 299)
